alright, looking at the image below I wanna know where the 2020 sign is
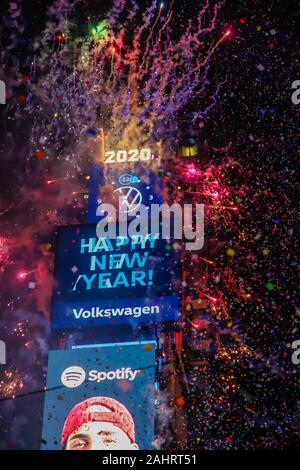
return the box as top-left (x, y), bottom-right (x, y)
top-left (104, 148), bottom-right (152, 164)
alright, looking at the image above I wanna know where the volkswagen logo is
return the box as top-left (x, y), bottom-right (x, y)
top-left (114, 186), bottom-right (143, 213)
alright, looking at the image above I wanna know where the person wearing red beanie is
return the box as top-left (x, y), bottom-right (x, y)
top-left (61, 396), bottom-right (139, 450)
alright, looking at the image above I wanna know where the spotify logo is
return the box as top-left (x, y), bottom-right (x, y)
top-left (61, 366), bottom-right (86, 388)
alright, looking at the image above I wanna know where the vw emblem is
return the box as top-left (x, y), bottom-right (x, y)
top-left (114, 186), bottom-right (143, 213)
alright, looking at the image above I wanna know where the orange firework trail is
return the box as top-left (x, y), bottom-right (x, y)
top-left (29, 0), bottom-right (229, 158)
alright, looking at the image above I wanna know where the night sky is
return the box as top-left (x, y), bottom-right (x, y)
top-left (0, 0), bottom-right (299, 450)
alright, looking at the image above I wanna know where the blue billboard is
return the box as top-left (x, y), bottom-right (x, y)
top-left (87, 164), bottom-right (163, 224)
top-left (41, 342), bottom-right (156, 450)
top-left (51, 223), bottom-right (180, 329)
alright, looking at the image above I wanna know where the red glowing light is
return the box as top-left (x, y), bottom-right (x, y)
top-left (200, 257), bottom-right (215, 265)
top-left (56, 33), bottom-right (65, 42)
top-left (224, 29), bottom-right (232, 37)
top-left (182, 162), bottom-right (202, 182)
top-left (17, 272), bottom-right (27, 280)
top-left (189, 317), bottom-right (210, 330)
top-left (175, 397), bottom-right (185, 406)
top-left (35, 149), bottom-right (45, 159)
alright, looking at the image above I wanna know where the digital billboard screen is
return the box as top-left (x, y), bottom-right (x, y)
top-left (41, 342), bottom-right (156, 450)
top-left (51, 223), bottom-right (180, 329)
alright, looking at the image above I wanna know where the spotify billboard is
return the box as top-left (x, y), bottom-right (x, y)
top-left (41, 342), bottom-right (156, 450)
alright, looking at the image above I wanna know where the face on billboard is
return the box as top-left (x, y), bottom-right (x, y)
top-left (42, 342), bottom-right (156, 450)
top-left (64, 405), bottom-right (139, 450)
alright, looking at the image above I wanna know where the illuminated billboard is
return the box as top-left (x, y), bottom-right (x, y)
top-left (87, 164), bottom-right (163, 224)
top-left (51, 223), bottom-right (180, 328)
top-left (41, 341), bottom-right (156, 450)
